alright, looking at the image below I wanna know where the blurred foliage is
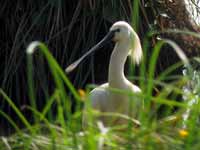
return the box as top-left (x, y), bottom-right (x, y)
top-left (185, 0), bottom-right (200, 25)
top-left (1, 0), bottom-right (200, 134)
top-left (0, 0), bottom-right (151, 134)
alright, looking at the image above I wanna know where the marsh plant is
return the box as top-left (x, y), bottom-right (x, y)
top-left (1, 0), bottom-right (200, 150)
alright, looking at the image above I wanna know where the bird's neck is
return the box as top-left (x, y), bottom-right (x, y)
top-left (108, 40), bottom-right (130, 88)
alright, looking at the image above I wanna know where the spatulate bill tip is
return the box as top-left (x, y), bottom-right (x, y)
top-left (65, 64), bottom-right (76, 73)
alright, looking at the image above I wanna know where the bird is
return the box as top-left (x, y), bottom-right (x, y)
top-left (65, 21), bottom-right (143, 127)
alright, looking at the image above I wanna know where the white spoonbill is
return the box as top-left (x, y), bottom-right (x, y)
top-left (65, 21), bottom-right (143, 127)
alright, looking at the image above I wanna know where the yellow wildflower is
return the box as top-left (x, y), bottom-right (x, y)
top-left (78, 89), bottom-right (86, 100)
top-left (179, 129), bottom-right (188, 138)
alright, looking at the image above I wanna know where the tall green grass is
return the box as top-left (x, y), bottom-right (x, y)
top-left (0, 0), bottom-right (135, 119)
top-left (1, 0), bottom-right (200, 149)
top-left (1, 29), bottom-right (200, 149)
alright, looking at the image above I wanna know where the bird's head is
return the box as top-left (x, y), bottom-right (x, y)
top-left (110, 21), bottom-right (143, 65)
top-left (65, 21), bottom-right (142, 73)
top-left (110, 21), bottom-right (131, 42)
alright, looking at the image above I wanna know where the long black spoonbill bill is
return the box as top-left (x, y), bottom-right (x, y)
top-left (65, 21), bottom-right (143, 127)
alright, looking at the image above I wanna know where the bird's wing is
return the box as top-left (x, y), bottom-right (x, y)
top-left (82, 83), bottom-right (109, 128)
top-left (89, 83), bottom-right (109, 111)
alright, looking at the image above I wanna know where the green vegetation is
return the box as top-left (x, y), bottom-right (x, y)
top-left (1, 0), bottom-right (200, 149)
top-left (1, 31), bottom-right (200, 149)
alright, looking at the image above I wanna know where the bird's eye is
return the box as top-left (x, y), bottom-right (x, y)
top-left (112, 28), bottom-right (120, 33)
top-left (115, 29), bottom-right (120, 32)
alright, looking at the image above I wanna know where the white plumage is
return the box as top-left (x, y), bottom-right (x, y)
top-left (82, 21), bottom-right (143, 127)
